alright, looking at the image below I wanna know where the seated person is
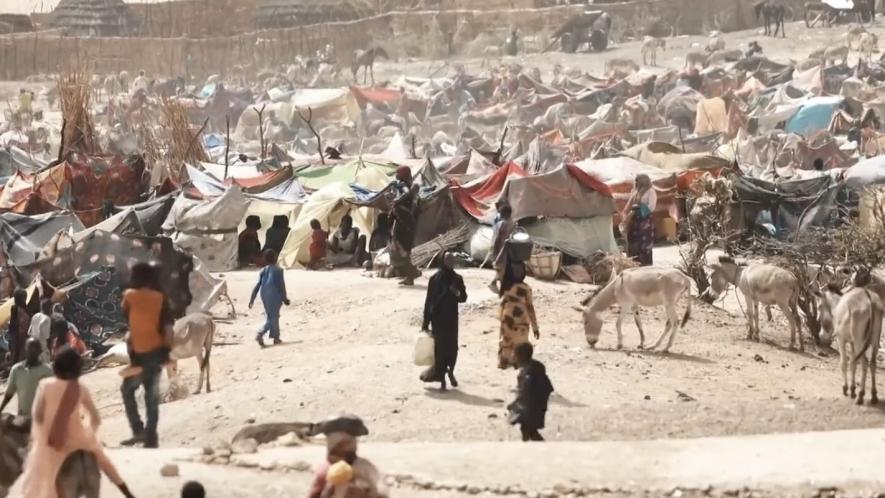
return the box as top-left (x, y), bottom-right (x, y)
top-left (327, 215), bottom-right (368, 267)
top-left (263, 215), bottom-right (291, 255)
top-left (238, 215), bottom-right (262, 267)
top-left (309, 219), bottom-right (328, 270)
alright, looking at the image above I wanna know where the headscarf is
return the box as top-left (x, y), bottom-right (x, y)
top-left (395, 166), bottom-right (412, 184)
top-left (326, 431), bottom-right (357, 453)
top-left (499, 261), bottom-right (526, 297)
top-left (626, 174), bottom-right (652, 211)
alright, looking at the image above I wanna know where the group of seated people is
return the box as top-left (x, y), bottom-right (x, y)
top-left (239, 213), bottom-right (391, 270)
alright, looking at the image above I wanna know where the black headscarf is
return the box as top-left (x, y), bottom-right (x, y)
top-left (499, 261), bottom-right (526, 297)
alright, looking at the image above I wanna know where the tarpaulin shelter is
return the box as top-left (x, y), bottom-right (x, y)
top-left (295, 159), bottom-right (398, 192)
top-left (63, 154), bottom-right (149, 227)
top-left (0, 211), bottom-right (84, 266)
top-left (733, 175), bottom-right (843, 238)
top-left (785, 96), bottom-right (844, 138)
top-left (450, 162), bottom-right (528, 222)
top-left (620, 142), bottom-right (731, 173)
top-left (280, 165), bottom-right (392, 267)
top-left (0, 147), bottom-right (46, 180)
top-left (575, 157), bottom-right (681, 222)
top-left (501, 165), bottom-right (614, 221)
top-left (12, 231), bottom-right (196, 323)
top-left (0, 163), bottom-right (69, 214)
top-left (163, 187), bottom-right (250, 271)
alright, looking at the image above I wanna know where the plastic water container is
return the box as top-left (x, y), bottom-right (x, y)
top-left (507, 232), bottom-right (534, 262)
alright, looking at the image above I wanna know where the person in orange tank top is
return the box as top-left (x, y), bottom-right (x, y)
top-left (119, 262), bottom-right (172, 449)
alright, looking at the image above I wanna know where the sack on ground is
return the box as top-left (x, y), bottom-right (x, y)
top-left (413, 331), bottom-right (434, 366)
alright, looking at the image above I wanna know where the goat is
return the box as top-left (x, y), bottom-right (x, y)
top-left (641, 36), bottom-right (666, 66)
top-left (820, 285), bottom-right (883, 404)
top-left (685, 50), bottom-right (708, 68)
top-left (706, 256), bottom-right (803, 350)
top-left (580, 267), bottom-right (692, 353)
top-left (824, 45), bottom-right (850, 65)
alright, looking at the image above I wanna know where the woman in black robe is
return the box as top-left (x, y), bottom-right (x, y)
top-left (420, 252), bottom-right (467, 391)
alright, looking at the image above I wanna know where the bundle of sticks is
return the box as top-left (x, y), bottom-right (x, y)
top-left (411, 223), bottom-right (473, 268)
top-left (160, 98), bottom-right (209, 182)
top-left (57, 69), bottom-right (98, 156)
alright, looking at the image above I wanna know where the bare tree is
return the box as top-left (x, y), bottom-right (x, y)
top-left (253, 104), bottom-right (267, 161)
top-left (297, 107), bottom-right (325, 165)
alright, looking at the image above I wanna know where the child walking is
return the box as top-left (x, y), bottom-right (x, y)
top-left (507, 342), bottom-right (553, 441)
top-left (249, 249), bottom-right (290, 347)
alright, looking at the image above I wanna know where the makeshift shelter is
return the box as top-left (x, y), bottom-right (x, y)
top-left (451, 162), bottom-right (528, 223)
top-left (620, 142), bottom-right (731, 173)
top-left (49, 0), bottom-right (138, 37)
top-left (733, 175), bottom-right (843, 238)
top-left (280, 165), bottom-right (391, 267)
top-left (163, 187), bottom-right (250, 271)
top-left (0, 211), bottom-right (84, 266)
top-left (575, 157), bottom-right (681, 232)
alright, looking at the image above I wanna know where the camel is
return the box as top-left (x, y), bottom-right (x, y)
top-left (755, 0), bottom-right (786, 37)
top-left (820, 285), bottom-right (883, 404)
top-left (351, 47), bottom-right (389, 86)
top-left (579, 267), bottom-right (692, 353)
top-left (706, 256), bottom-right (803, 350)
top-left (96, 313), bottom-right (215, 395)
top-left (641, 37), bottom-right (666, 66)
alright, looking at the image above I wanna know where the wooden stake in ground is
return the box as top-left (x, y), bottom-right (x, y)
top-left (297, 106), bottom-right (324, 165)
top-left (253, 104), bottom-right (267, 162)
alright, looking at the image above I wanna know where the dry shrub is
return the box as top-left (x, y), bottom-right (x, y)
top-left (159, 98), bottom-right (209, 182)
top-left (57, 68), bottom-right (98, 156)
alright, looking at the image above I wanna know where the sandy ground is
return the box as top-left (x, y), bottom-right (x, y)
top-left (69, 244), bottom-right (885, 453)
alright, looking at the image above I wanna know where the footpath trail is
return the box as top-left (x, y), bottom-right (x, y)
top-left (13, 428), bottom-right (885, 497)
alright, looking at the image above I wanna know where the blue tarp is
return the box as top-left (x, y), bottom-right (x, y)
top-left (785, 96), bottom-right (843, 137)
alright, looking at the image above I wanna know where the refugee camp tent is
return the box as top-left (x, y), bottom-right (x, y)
top-left (575, 156), bottom-right (681, 223)
top-left (620, 142), bottom-right (731, 172)
top-left (280, 165), bottom-right (392, 267)
top-left (163, 187), bottom-right (250, 271)
top-left (49, 0), bottom-right (138, 37)
top-left (0, 211), bottom-right (84, 266)
top-left (451, 162), bottom-right (528, 223)
top-left (733, 175), bottom-right (843, 238)
top-left (0, 147), bottom-right (46, 180)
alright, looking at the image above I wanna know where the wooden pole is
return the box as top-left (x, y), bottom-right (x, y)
top-left (224, 115), bottom-right (230, 180)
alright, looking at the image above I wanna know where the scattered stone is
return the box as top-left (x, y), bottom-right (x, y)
top-left (246, 415), bottom-right (256, 424)
top-left (234, 460), bottom-right (259, 469)
top-left (216, 448), bottom-right (232, 458)
top-left (467, 485), bottom-right (482, 494)
top-left (676, 390), bottom-right (696, 402)
top-left (283, 378), bottom-right (292, 383)
top-left (753, 354), bottom-right (765, 363)
top-left (644, 395), bottom-right (651, 400)
top-left (160, 464), bottom-right (179, 477)
top-left (259, 460), bottom-right (277, 471)
top-left (275, 432), bottom-right (302, 447)
top-left (232, 438), bottom-right (258, 454)
top-left (488, 413), bottom-right (498, 419)
top-left (202, 446), bottom-right (214, 456)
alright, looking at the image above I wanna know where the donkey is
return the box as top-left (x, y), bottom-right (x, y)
top-left (351, 47), bottom-right (389, 86)
top-left (706, 256), bottom-right (803, 350)
top-left (167, 312), bottom-right (215, 395)
top-left (755, 0), bottom-right (786, 38)
top-left (820, 284), bottom-right (883, 404)
top-left (580, 266), bottom-right (692, 353)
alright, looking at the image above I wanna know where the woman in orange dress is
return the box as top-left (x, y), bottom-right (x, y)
top-left (497, 261), bottom-right (539, 369)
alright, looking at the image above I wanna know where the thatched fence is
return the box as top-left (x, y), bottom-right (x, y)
top-left (1, 0), bottom-right (809, 81)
